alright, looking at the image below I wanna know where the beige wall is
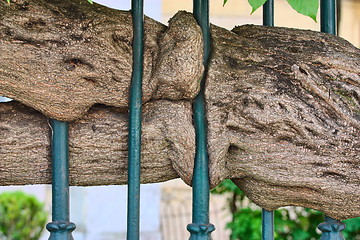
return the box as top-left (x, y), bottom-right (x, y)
top-left (162, 0), bottom-right (262, 27)
top-left (162, 0), bottom-right (360, 47)
top-left (160, 179), bottom-right (231, 240)
top-left (339, 0), bottom-right (360, 47)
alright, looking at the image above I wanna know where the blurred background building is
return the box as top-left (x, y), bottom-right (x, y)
top-left (0, 0), bottom-right (359, 239)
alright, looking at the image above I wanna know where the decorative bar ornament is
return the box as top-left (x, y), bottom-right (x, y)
top-left (318, 216), bottom-right (345, 240)
top-left (46, 120), bottom-right (75, 240)
top-left (187, 223), bottom-right (216, 239)
top-left (188, 0), bottom-right (215, 239)
top-left (127, 0), bottom-right (144, 239)
top-left (47, 222), bottom-right (76, 240)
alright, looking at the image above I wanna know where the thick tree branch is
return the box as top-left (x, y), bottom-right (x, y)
top-left (0, 0), bottom-right (359, 219)
top-left (0, 101), bottom-right (194, 186)
top-left (206, 24), bottom-right (360, 220)
top-left (0, 0), bottom-right (203, 120)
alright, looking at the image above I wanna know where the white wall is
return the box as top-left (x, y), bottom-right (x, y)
top-left (70, 184), bottom-right (161, 240)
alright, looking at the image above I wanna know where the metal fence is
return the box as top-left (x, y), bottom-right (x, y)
top-left (18, 0), bottom-right (347, 239)
top-left (160, 184), bottom-right (230, 240)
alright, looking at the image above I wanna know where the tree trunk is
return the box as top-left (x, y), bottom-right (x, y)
top-left (0, 0), bottom-right (359, 220)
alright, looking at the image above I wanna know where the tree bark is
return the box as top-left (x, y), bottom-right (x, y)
top-left (0, 100), bottom-right (194, 186)
top-left (0, 0), bottom-right (203, 120)
top-left (1, 0), bottom-right (360, 220)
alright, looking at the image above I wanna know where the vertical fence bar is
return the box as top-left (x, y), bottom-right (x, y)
top-left (263, 0), bottom-right (274, 26)
top-left (187, 0), bottom-right (214, 239)
top-left (320, 0), bottom-right (336, 35)
top-left (262, 210), bottom-right (274, 240)
top-left (46, 120), bottom-right (75, 240)
top-left (318, 1), bottom-right (345, 239)
top-left (262, 1), bottom-right (274, 239)
top-left (127, 0), bottom-right (144, 239)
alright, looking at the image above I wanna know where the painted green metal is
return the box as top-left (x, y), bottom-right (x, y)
top-left (263, 0), bottom-right (274, 26)
top-left (46, 120), bottom-right (75, 240)
top-left (319, 2), bottom-right (344, 239)
top-left (187, 1), bottom-right (215, 239)
top-left (127, 0), bottom-right (144, 239)
top-left (193, 0), bottom-right (211, 64)
top-left (320, 0), bottom-right (337, 35)
top-left (262, 209), bottom-right (274, 240)
top-left (318, 216), bottom-right (345, 240)
top-left (262, 2), bottom-right (275, 239)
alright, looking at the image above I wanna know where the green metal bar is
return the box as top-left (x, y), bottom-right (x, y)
top-left (46, 120), bottom-right (75, 240)
top-left (262, 2), bottom-right (274, 239)
top-left (262, 210), bottom-right (274, 240)
top-left (318, 215), bottom-right (345, 240)
top-left (263, 0), bottom-right (274, 26)
top-left (320, 0), bottom-right (337, 34)
top-left (127, 0), bottom-right (144, 239)
top-left (193, 0), bottom-right (211, 65)
top-left (187, 0), bottom-right (215, 239)
top-left (319, 2), bottom-right (343, 239)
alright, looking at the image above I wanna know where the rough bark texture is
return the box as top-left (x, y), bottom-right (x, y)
top-left (0, 100), bottom-right (194, 186)
top-left (1, 0), bottom-right (360, 220)
top-left (0, 0), bottom-right (203, 120)
top-left (207, 25), bottom-right (360, 220)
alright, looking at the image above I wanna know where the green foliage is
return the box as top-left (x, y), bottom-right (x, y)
top-left (223, 0), bottom-right (319, 21)
top-left (228, 208), bottom-right (262, 239)
top-left (212, 179), bottom-right (360, 240)
top-left (343, 218), bottom-right (360, 240)
top-left (0, 191), bottom-right (48, 240)
top-left (211, 179), bottom-right (242, 195)
top-left (273, 208), bottom-right (323, 240)
top-left (248, 0), bottom-right (268, 14)
top-left (286, 0), bottom-right (318, 22)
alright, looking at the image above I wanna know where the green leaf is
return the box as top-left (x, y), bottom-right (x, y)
top-left (286, 0), bottom-right (319, 22)
top-left (223, 0), bottom-right (228, 6)
top-left (87, 0), bottom-right (93, 4)
top-left (7, 0), bottom-right (10, 4)
top-left (248, 0), bottom-right (268, 14)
